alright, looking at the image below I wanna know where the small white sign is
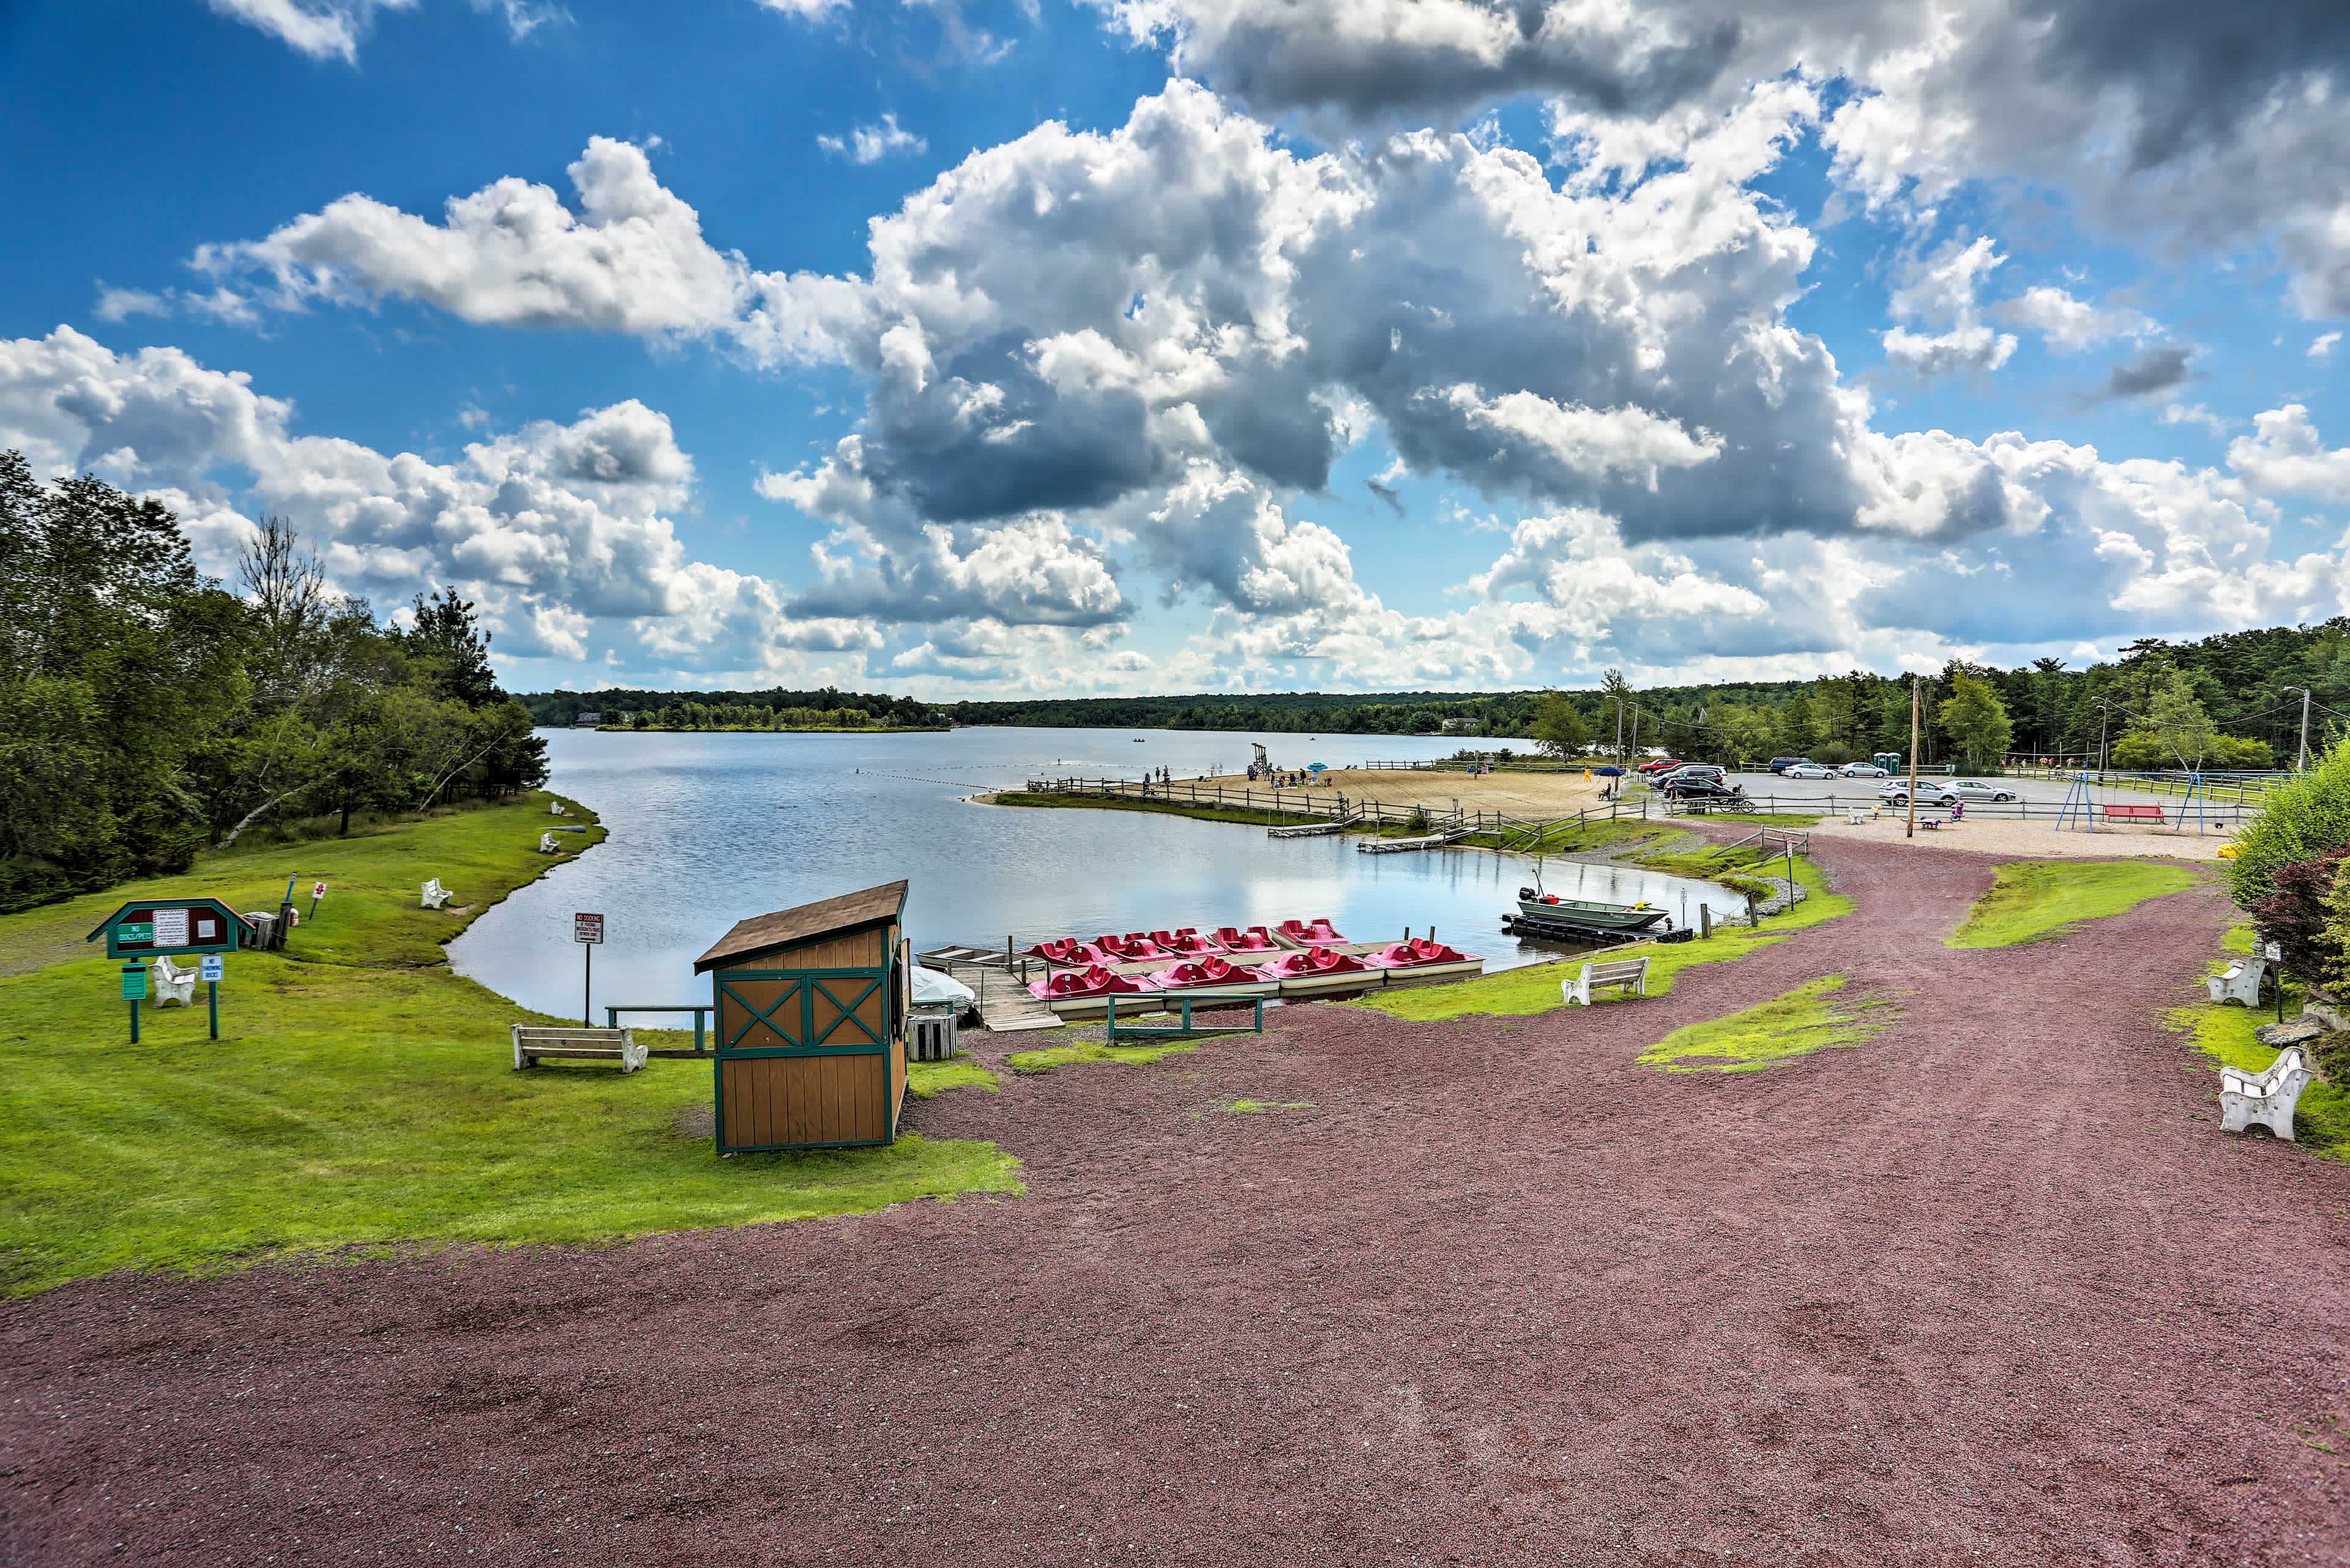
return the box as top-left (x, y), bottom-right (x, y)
top-left (200, 954), bottom-right (225, 982)
top-left (2266, 941), bottom-right (2283, 962)
top-left (574, 912), bottom-right (606, 944)
top-left (313, 881), bottom-right (327, 899)
top-left (152, 908), bottom-right (190, 948)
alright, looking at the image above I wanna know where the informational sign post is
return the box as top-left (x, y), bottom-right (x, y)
top-left (310, 881), bottom-right (327, 920)
top-left (121, 962), bottom-right (147, 1042)
top-left (575, 913), bottom-right (605, 1026)
top-left (200, 954), bottom-right (225, 1040)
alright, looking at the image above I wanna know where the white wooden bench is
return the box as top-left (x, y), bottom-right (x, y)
top-left (151, 954), bottom-right (197, 1007)
top-left (1562, 956), bottom-right (1651, 1007)
top-left (550, 800), bottom-right (567, 816)
top-left (512, 1025), bottom-right (647, 1074)
top-left (537, 832), bottom-right (564, 854)
top-left (2218, 1046), bottom-right (2311, 1139)
top-left (421, 878), bottom-right (453, 909)
top-left (2207, 955), bottom-right (2271, 1007)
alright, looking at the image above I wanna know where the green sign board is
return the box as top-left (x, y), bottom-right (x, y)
top-left (121, 966), bottom-right (147, 1001)
top-left (87, 898), bottom-right (253, 960)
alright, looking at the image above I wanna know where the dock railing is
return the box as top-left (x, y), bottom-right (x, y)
top-left (1019, 775), bottom-right (1656, 845)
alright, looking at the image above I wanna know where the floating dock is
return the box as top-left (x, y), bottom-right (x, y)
top-left (1357, 828), bottom-right (1468, 854)
top-left (1267, 813), bottom-right (1360, 838)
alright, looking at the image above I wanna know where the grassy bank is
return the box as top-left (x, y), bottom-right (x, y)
top-left (0, 794), bottom-right (1020, 1296)
top-left (1949, 861), bottom-right (2202, 949)
top-left (1351, 854), bottom-right (1854, 1022)
top-left (1640, 976), bottom-right (1897, 1073)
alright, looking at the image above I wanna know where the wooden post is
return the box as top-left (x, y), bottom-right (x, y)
top-left (1700, 905), bottom-right (1714, 938)
top-left (1906, 678), bottom-right (1922, 840)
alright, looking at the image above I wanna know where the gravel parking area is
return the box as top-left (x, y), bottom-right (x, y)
top-left (3, 838), bottom-right (2344, 1565)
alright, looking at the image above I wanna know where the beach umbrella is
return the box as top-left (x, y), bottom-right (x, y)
top-left (1594, 765), bottom-right (1624, 777)
top-left (1307, 762), bottom-right (1327, 772)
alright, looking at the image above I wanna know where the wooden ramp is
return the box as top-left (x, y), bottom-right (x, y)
top-left (919, 947), bottom-right (1063, 1033)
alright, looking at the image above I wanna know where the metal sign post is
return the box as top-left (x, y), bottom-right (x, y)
top-left (200, 953), bottom-right (225, 1040)
top-left (2268, 941), bottom-right (2286, 1025)
top-left (575, 912), bottom-right (605, 1026)
top-left (121, 963), bottom-right (146, 1042)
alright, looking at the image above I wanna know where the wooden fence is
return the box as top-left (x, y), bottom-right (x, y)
top-left (1020, 775), bottom-right (1654, 845)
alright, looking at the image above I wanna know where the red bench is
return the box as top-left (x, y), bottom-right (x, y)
top-left (2100, 804), bottom-right (2166, 824)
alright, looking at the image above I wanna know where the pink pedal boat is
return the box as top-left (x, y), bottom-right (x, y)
top-left (1029, 964), bottom-right (1157, 1018)
top-left (1276, 917), bottom-right (1346, 946)
top-left (1367, 939), bottom-right (1485, 982)
top-left (1260, 946), bottom-right (1381, 995)
top-left (1212, 925), bottom-right (1280, 952)
top-left (1024, 936), bottom-right (1107, 966)
top-left (1095, 933), bottom-right (1172, 961)
top-left (1148, 928), bottom-right (1225, 956)
top-left (1148, 955), bottom-right (1277, 998)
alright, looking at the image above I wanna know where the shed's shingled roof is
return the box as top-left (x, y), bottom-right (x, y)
top-left (693, 880), bottom-right (908, 971)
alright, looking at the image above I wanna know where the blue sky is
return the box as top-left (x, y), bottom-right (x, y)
top-left (3, 0), bottom-right (2347, 695)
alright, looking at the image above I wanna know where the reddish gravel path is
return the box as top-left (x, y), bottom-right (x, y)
top-left (6, 839), bottom-right (2349, 1566)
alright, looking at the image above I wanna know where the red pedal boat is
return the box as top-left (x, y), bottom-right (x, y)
top-left (1149, 955), bottom-right (1277, 996)
top-left (1212, 925), bottom-right (1280, 952)
top-left (1276, 917), bottom-right (1346, 946)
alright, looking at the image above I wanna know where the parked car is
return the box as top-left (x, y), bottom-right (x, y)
top-left (1636, 757), bottom-right (1684, 775)
top-left (1664, 778), bottom-right (1748, 803)
top-left (1881, 782), bottom-right (1960, 807)
top-left (1948, 779), bottom-right (2020, 802)
top-left (1766, 756), bottom-right (1813, 774)
top-left (1781, 763), bottom-right (1837, 780)
top-left (1652, 764), bottom-right (1725, 788)
top-left (1839, 762), bottom-right (1889, 777)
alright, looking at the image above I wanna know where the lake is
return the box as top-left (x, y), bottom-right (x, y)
top-left (450, 727), bottom-right (1734, 1018)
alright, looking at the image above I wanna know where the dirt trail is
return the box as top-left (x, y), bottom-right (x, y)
top-left (4, 840), bottom-right (2348, 1565)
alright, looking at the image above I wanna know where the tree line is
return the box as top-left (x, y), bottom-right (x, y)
top-left (520, 686), bottom-right (946, 730)
top-left (0, 453), bottom-right (547, 914)
top-left (604, 702), bottom-right (944, 732)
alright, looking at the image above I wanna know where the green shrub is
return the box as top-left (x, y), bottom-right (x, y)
top-left (2230, 742), bottom-right (2350, 911)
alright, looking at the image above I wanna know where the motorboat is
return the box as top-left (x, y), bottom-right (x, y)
top-left (1275, 917), bottom-right (1347, 946)
top-left (1513, 889), bottom-right (1669, 931)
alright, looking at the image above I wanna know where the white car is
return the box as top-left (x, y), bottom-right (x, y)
top-left (1781, 763), bottom-right (1837, 780)
top-left (1838, 762), bottom-right (1888, 777)
top-left (1881, 782), bottom-right (1959, 807)
top-left (1948, 779), bottom-right (2019, 802)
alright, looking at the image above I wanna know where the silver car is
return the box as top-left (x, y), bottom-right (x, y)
top-left (1838, 762), bottom-right (1887, 777)
top-left (1948, 780), bottom-right (2020, 802)
top-left (1880, 782), bottom-right (1960, 807)
top-left (1781, 763), bottom-right (1836, 780)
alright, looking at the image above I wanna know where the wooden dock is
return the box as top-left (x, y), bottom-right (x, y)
top-left (1267, 814), bottom-right (1359, 838)
top-left (917, 946), bottom-right (1063, 1032)
top-left (1357, 827), bottom-right (1468, 853)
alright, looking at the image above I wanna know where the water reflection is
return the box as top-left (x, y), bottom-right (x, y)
top-left (450, 728), bottom-right (1734, 1017)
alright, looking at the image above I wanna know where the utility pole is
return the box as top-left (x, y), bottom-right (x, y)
top-left (2095, 700), bottom-right (2113, 774)
top-left (2286, 685), bottom-right (2313, 771)
top-left (1906, 678), bottom-right (1921, 840)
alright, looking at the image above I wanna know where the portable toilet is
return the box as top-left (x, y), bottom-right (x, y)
top-left (693, 880), bottom-right (909, 1154)
top-left (1873, 752), bottom-right (1903, 772)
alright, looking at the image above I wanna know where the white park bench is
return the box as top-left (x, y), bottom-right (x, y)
top-left (151, 954), bottom-right (197, 1007)
top-left (1562, 955), bottom-right (1651, 1007)
top-left (537, 832), bottom-right (564, 854)
top-left (512, 1025), bottom-right (647, 1074)
top-left (2218, 1045), bottom-right (2311, 1140)
top-left (421, 878), bottom-right (453, 909)
top-left (2207, 955), bottom-right (2271, 1007)
top-left (550, 800), bottom-right (567, 816)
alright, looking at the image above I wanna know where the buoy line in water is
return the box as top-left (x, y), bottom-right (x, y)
top-left (848, 767), bottom-right (1004, 789)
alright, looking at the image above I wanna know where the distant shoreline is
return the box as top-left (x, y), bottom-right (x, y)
top-left (587, 723), bottom-right (952, 735)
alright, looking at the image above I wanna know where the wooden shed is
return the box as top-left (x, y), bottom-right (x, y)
top-left (694, 881), bottom-right (909, 1154)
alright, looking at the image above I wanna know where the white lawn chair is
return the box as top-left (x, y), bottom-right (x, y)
top-left (538, 832), bottom-right (564, 854)
top-left (151, 955), bottom-right (197, 1007)
top-left (421, 878), bottom-right (453, 909)
top-left (550, 800), bottom-right (567, 816)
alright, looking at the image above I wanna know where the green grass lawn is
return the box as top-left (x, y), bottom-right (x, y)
top-left (1639, 976), bottom-right (1896, 1073)
top-left (1003, 1038), bottom-right (1201, 1072)
top-left (1947, 861), bottom-right (2203, 949)
top-left (0, 795), bottom-right (1021, 1296)
top-left (1349, 855), bottom-right (1854, 1022)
